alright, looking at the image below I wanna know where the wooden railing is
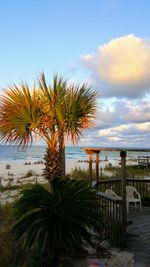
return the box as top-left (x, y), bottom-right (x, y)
top-left (96, 178), bottom-right (121, 195)
top-left (96, 178), bottom-right (150, 199)
top-left (97, 191), bottom-right (125, 247)
top-left (95, 177), bottom-right (150, 247)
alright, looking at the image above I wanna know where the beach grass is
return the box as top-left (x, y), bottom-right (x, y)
top-left (0, 182), bottom-right (49, 192)
top-left (0, 203), bottom-right (23, 266)
top-left (70, 167), bottom-right (114, 181)
top-left (104, 165), bottom-right (150, 177)
top-left (0, 202), bottom-right (47, 267)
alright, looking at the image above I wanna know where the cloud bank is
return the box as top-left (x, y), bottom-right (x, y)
top-left (82, 34), bottom-right (150, 98)
top-left (78, 99), bottom-right (150, 147)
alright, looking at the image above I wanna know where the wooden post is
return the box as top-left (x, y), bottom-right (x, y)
top-left (89, 152), bottom-right (93, 184)
top-left (100, 167), bottom-right (103, 178)
top-left (120, 150), bottom-right (127, 247)
top-left (96, 152), bottom-right (100, 183)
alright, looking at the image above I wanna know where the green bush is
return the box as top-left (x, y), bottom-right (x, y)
top-left (12, 179), bottom-right (102, 266)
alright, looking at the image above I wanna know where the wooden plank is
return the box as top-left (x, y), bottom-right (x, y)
top-left (127, 206), bottom-right (150, 264)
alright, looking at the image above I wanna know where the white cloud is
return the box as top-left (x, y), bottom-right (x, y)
top-left (82, 34), bottom-right (150, 98)
top-left (94, 99), bottom-right (150, 131)
top-left (96, 121), bottom-right (150, 147)
top-left (123, 100), bottom-right (150, 122)
top-left (98, 122), bottom-right (150, 137)
top-left (78, 99), bottom-right (150, 147)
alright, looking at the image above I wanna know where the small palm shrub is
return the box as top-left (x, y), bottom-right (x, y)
top-left (12, 179), bottom-right (101, 266)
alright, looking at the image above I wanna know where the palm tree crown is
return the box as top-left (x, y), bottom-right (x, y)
top-left (0, 74), bottom-right (97, 183)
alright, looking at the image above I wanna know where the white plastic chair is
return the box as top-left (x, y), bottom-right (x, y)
top-left (126, 185), bottom-right (142, 213)
top-left (91, 181), bottom-right (97, 188)
top-left (105, 189), bottom-right (122, 200)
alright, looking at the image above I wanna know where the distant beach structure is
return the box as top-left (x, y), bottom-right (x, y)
top-left (6, 164), bottom-right (11, 170)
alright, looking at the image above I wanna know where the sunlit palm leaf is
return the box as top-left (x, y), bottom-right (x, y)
top-left (0, 84), bottom-right (43, 147)
top-left (61, 83), bottom-right (97, 143)
top-left (38, 74), bottom-right (97, 144)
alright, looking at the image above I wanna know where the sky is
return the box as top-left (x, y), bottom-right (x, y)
top-left (0, 0), bottom-right (150, 147)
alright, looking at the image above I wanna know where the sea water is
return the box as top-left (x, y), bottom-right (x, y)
top-left (0, 145), bottom-right (86, 162)
top-left (0, 145), bottom-right (150, 163)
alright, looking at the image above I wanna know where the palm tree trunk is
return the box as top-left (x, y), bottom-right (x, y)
top-left (43, 147), bottom-right (61, 184)
top-left (59, 131), bottom-right (65, 178)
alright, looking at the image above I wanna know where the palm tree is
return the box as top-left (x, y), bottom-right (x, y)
top-left (12, 180), bottom-right (101, 266)
top-left (0, 75), bottom-right (99, 266)
top-left (0, 74), bottom-right (97, 183)
top-left (38, 74), bottom-right (97, 181)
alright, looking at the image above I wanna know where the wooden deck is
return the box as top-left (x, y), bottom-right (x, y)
top-left (127, 206), bottom-right (150, 266)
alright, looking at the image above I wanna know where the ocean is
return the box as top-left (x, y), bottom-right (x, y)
top-left (0, 145), bottom-right (86, 162)
top-left (0, 145), bottom-right (150, 163)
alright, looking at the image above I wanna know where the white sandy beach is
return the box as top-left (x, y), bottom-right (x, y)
top-left (0, 156), bottom-right (137, 184)
top-left (0, 159), bottom-right (89, 176)
top-left (0, 157), bottom-right (137, 205)
top-left (0, 158), bottom-right (117, 177)
top-left (0, 159), bottom-right (91, 189)
top-left (0, 158), bottom-right (113, 196)
top-left (0, 159), bottom-right (92, 205)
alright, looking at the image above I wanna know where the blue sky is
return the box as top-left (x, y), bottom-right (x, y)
top-left (1, 0), bottom-right (150, 147)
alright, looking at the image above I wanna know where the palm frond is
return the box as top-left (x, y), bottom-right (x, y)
top-left (12, 180), bottom-right (101, 255)
top-left (61, 83), bottom-right (97, 143)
